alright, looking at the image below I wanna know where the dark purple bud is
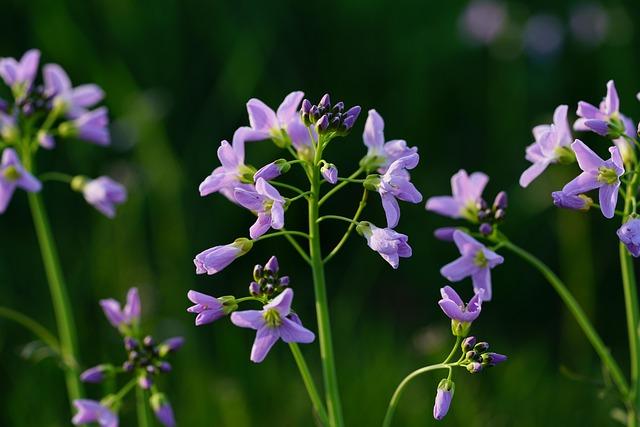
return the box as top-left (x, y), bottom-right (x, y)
top-left (143, 336), bottom-right (154, 347)
top-left (479, 223), bottom-right (493, 235)
top-left (265, 284), bottom-right (274, 295)
top-left (476, 198), bottom-right (488, 211)
top-left (319, 94), bottom-right (331, 109)
top-left (123, 361), bottom-right (134, 372)
top-left (147, 365), bottom-right (158, 374)
top-left (494, 208), bottom-right (506, 220)
top-left (264, 256), bottom-right (279, 274)
top-left (309, 105), bottom-right (319, 122)
top-left (342, 114), bottom-right (357, 131)
top-left (253, 264), bottom-right (264, 281)
top-left (150, 393), bottom-right (176, 427)
top-left (158, 337), bottom-right (185, 357)
top-left (433, 227), bottom-right (457, 242)
top-left (466, 350), bottom-right (479, 361)
top-left (474, 341), bottom-right (489, 352)
top-left (138, 374), bottom-right (153, 389)
top-left (329, 116), bottom-right (341, 130)
top-left (493, 191), bottom-right (508, 210)
top-left (278, 276), bottom-right (290, 287)
top-left (301, 99), bottom-right (312, 114)
top-left (316, 115), bottom-right (329, 132)
top-left (466, 361), bottom-right (483, 373)
top-left (482, 352), bottom-right (508, 366)
top-left (249, 281), bottom-right (261, 296)
top-left (124, 337), bottom-right (138, 351)
top-left (477, 209), bottom-right (490, 220)
top-left (333, 101), bottom-right (344, 112)
top-left (345, 105), bottom-right (361, 121)
top-left (159, 362), bottom-right (172, 373)
top-left (80, 364), bottom-right (112, 383)
top-left (461, 336), bottom-right (477, 352)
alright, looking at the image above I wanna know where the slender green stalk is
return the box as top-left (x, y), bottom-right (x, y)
top-left (38, 171), bottom-right (73, 183)
top-left (309, 141), bottom-right (344, 427)
top-left (316, 215), bottom-right (360, 225)
top-left (290, 343), bottom-right (330, 425)
top-left (324, 190), bottom-right (368, 264)
top-left (500, 238), bottom-right (630, 399)
top-left (281, 229), bottom-right (312, 265)
top-left (136, 386), bottom-right (151, 427)
top-left (382, 364), bottom-right (450, 427)
top-left (27, 190), bottom-right (83, 404)
top-left (0, 306), bottom-right (61, 356)
top-left (253, 230), bottom-right (310, 241)
top-left (270, 180), bottom-right (307, 196)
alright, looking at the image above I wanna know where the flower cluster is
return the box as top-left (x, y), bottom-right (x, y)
top-left (0, 49), bottom-right (126, 217)
top-left (518, 80), bottom-right (640, 256)
top-left (72, 288), bottom-right (182, 427)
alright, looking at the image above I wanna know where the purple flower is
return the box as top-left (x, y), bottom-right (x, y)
top-left (519, 105), bottom-right (573, 187)
top-left (230, 288), bottom-right (315, 363)
top-left (375, 153), bottom-right (423, 228)
top-left (356, 222), bottom-right (412, 269)
top-left (425, 169), bottom-right (488, 221)
top-left (440, 231), bottom-right (503, 301)
top-left (235, 178), bottom-right (285, 239)
top-left (43, 63), bottom-right (104, 118)
top-left (551, 191), bottom-right (592, 210)
top-left (72, 399), bottom-right (118, 427)
top-left (361, 109), bottom-right (418, 173)
top-left (433, 379), bottom-right (454, 420)
top-left (0, 148), bottom-right (42, 214)
top-left (61, 107), bottom-right (110, 145)
top-left (187, 290), bottom-right (226, 325)
top-left (158, 337), bottom-right (185, 357)
top-left (37, 130), bottom-right (55, 149)
top-left (575, 80), bottom-right (631, 138)
top-left (254, 159), bottom-right (289, 181)
top-left (482, 352), bottom-right (507, 366)
top-left (618, 218), bottom-right (640, 257)
top-left (321, 163), bottom-right (338, 184)
top-left (80, 364), bottom-right (111, 383)
top-left (99, 287), bottom-right (141, 330)
top-left (434, 227), bottom-right (457, 242)
top-left (199, 130), bottom-right (255, 203)
top-left (150, 393), bottom-right (176, 427)
top-left (244, 91), bottom-right (306, 144)
top-left (561, 140), bottom-right (623, 219)
top-left (80, 176), bottom-right (127, 218)
top-left (438, 286), bottom-right (483, 323)
top-left (0, 49), bottom-right (40, 101)
top-left (194, 238), bottom-right (253, 275)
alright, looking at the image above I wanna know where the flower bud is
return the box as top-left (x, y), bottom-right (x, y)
top-left (466, 361), bottom-right (483, 373)
top-left (37, 130), bottom-right (55, 150)
top-left (159, 361), bottom-right (172, 373)
top-left (321, 163), bottom-right (338, 184)
top-left (143, 336), bottom-right (154, 347)
top-left (552, 191), bottom-right (592, 211)
top-left (219, 296), bottom-right (238, 314)
top-left (138, 374), bottom-right (153, 389)
top-left (492, 191), bottom-right (508, 211)
top-left (461, 336), bottom-right (477, 352)
top-left (319, 93), bottom-right (331, 109)
top-left (479, 223), bottom-right (493, 235)
top-left (158, 337), bottom-right (184, 357)
top-left (253, 264), bottom-right (264, 281)
top-left (278, 276), bottom-right (290, 287)
top-left (433, 379), bottom-right (454, 420)
top-left (434, 227), bottom-right (457, 242)
top-left (124, 337), bottom-right (139, 351)
top-left (482, 352), bottom-right (508, 366)
top-left (122, 361), bottom-right (134, 372)
top-left (264, 256), bottom-right (279, 274)
top-left (249, 281), bottom-right (261, 296)
top-left (474, 341), bottom-right (489, 352)
top-left (494, 208), bottom-right (506, 221)
top-left (150, 393), bottom-right (176, 427)
top-left (301, 99), bottom-right (312, 114)
top-left (254, 159), bottom-right (290, 182)
top-left (363, 174), bottom-right (381, 191)
top-left (451, 319), bottom-right (471, 337)
top-left (333, 101), bottom-right (344, 112)
top-left (80, 364), bottom-right (113, 383)
top-left (316, 114), bottom-right (329, 132)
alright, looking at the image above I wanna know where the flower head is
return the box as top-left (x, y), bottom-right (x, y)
top-left (0, 148), bottom-right (42, 213)
top-left (59, 107), bottom-right (110, 145)
top-left (99, 287), bottom-right (141, 330)
top-left (425, 169), bottom-right (488, 221)
top-left (438, 286), bottom-right (483, 323)
top-left (187, 290), bottom-right (229, 325)
top-left (73, 176), bottom-right (127, 218)
top-left (440, 231), bottom-right (503, 300)
top-left (433, 379), bottom-right (454, 420)
top-left (551, 191), bottom-right (592, 211)
top-left (72, 399), bottom-right (118, 427)
top-left (194, 238), bottom-right (253, 275)
top-left (0, 49), bottom-right (40, 101)
top-left (575, 80), bottom-right (631, 138)
top-left (561, 139), bottom-right (624, 219)
top-left (235, 178), bottom-right (285, 239)
top-left (618, 218), bottom-right (640, 257)
top-left (519, 105), bottom-right (574, 187)
top-left (360, 109), bottom-right (417, 173)
top-left (301, 93), bottom-right (361, 135)
top-left (357, 222), bottom-right (412, 269)
top-left (43, 63), bottom-right (104, 118)
top-left (244, 91), bottom-right (307, 146)
top-left (230, 288), bottom-right (315, 363)
top-left (374, 153), bottom-right (423, 227)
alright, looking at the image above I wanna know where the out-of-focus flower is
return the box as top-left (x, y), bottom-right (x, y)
top-left (570, 3), bottom-right (609, 47)
top-left (99, 287), bottom-right (141, 330)
top-left (356, 221), bottom-right (412, 269)
top-left (72, 400), bottom-right (118, 427)
top-left (72, 176), bottom-right (126, 218)
top-left (59, 107), bottom-right (110, 146)
top-left (523, 14), bottom-right (565, 59)
top-left (458, 0), bottom-right (506, 45)
top-left (43, 63), bottom-right (104, 118)
top-left (0, 148), bottom-right (41, 213)
top-left (230, 288), bottom-right (315, 363)
top-left (0, 49), bottom-right (40, 101)
top-left (425, 169), bottom-right (488, 221)
top-left (150, 393), bottom-right (176, 427)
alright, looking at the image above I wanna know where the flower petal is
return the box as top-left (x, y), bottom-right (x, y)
top-left (279, 317), bottom-right (315, 343)
top-left (572, 139), bottom-right (605, 171)
top-left (230, 310), bottom-right (264, 330)
top-left (363, 109), bottom-right (385, 151)
top-left (250, 326), bottom-right (279, 363)
top-left (599, 182), bottom-right (620, 219)
top-left (441, 256), bottom-right (477, 282)
top-left (247, 98), bottom-right (278, 131)
top-left (265, 288), bottom-right (293, 316)
top-left (276, 91), bottom-right (304, 124)
top-left (471, 268), bottom-right (492, 301)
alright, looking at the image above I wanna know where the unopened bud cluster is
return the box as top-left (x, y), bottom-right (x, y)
top-left (301, 93), bottom-right (361, 135)
top-left (122, 335), bottom-right (183, 389)
top-left (460, 336), bottom-right (507, 374)
top-left (249, 255), bottom-right (290, 297)
top-left (476, 191), bottom-right (508, 236)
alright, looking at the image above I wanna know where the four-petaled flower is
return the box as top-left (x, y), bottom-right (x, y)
top-left (187, 290), bottom-right (226, 325)
top-left (425, 169), bottom-right (488, 221)
top-left (357, 222), bottom-right (412, 269)
top-left (440, 231), bottom-right (503, 301)
top-left (230, 288), bottom-right (315, 363)
top-left (561, 139), bottom-right (624, 219)
top-left (361, 109), bottom-right (417, 173)
top-left (72, 400), bottom-right (118, 427)
top-left (43, 63), bottom-right (104, 118)
top-left (0, 148), bottom-right (42, 213)
top-left (235, 178), bottom-right (285, 239)
top-left (243, 91), bottom-right (306, 145)
top-left (376, 153), bottom-right (423, 227)
top-left (438, 285), bottom-right (483, 323)
top-left (99, 287), bottom-right (141, 330)
top-left (0, 49), bottom-right (40, 101)
top-left (575, 80), bottom-right (631, 138)
top-left (519, 105), bottom-right (573, 188)
top-left (80, 176), bottom-right (127, 219)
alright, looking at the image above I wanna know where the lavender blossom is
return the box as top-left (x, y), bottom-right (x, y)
top-left (561, 140), bottom-right (623, 219)
top-left (575, 80), bottom-right (631, 138)
top-left (99, 287), bottom-right (141, 330)
top-left (440, 231), bottom-right (503, 301)
top-left (73, 176), bottom-right (127, 218)
top-left (438, 286), bottom-right (483, 323)
top-left (230, 288), bottom-right (315, 363)
top-left (37, 130), bottom-right (55, 149)
top-left (72, 400), bottom-right (118, 427)
top-left (150, 393), bottom-right (176, 427)
top-left (59, 107), bottom-right (110, 145)
top-left (187, 290), bottom-right (228, 325)
top-left (80, 364), bottom-right (112, 383)
top-left (374, 153), bottom-right (423, 227)
top-left (434, 227), bottom-right (457, 242)
top-left (199, 130), bottom-right (255, 203)
top-left (551, 191), bottom-right (592, 210)
top-left (356, 222), bottom-right (412, 269)
top-left (235, 178), bottom-right (285, 238)
top-left (321, 163), bottom-right (338, 184)
top-left (433, 379), bottom-right (454, 420)
top-left (194, 238), bottom-right (253, 275)
top-left (244, 91), bottom-right (305, 146)
top-left (254, 159), bottom-right (290, 181)
top-left (519, 105), bottom-right (574, 187)
top-left (361, 109), bottom-right (417, 173)
top-left (618, 218), bottom-right (640, 257)
top-left (0, 49), bottom-right (40, 101)
top-left (43, 63), bottom-right (104, 118)
top-left (425, 169), bottom-right (488, 221)
top-left (0, 148), bottom-right (42, 213)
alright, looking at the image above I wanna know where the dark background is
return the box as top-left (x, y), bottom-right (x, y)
top-left (0, 0), bottom-right (638, 425)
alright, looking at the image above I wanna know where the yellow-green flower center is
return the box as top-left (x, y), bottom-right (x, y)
top-left (263, 308), bottom-right (282, 328)
top-left (597, 166), bottom-right (618, 185)
top-left (474, 250), bottom-right (488, 268)
top-left (2, 166), bottom-right (21, 181)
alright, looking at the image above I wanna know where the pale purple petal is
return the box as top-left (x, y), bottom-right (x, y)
top-left (577, 101), bottom-right (603, 120)
top-left (605, 80), bottom-right (619, 114)
top-left (270, 201), bottom-right (285, 229)
top-left (43, 63), bottom-right (71, 96)
top-left (70, 84), bottom-right (105, 108)
top-left (230, 310), bottom-right (264, 330)
top-left (235, 188), bottom-right (265, 212)
top-left (452, 230), bottom-right (483, 255)
top-left (250, 326), bottom-right (280, 363)
top-left (250, 213), bottom-right (272, 239)
top-left (247, 98), bottom-right (278, 131)
top-left (265, 288), bottom-right (293, 317)
top-left (187, 290), bottom-right (223, 308)
top-left (584, 119), bottom-right (609, 136)
top-left (217, 140), bottom-right (241, 169)
top-left (519, 161), bottom-right (550, 188)
top-left (381, 192), bottom-right (400, 228)
top-left (471, 268), bottom-right (493, 301)
top-left (441, 256), bottom-right (477, 282)
top-left (440, 285), bottom-right (464, 306)
top-left (279, 317), bottom-right (315, 343)
top-left (255, 178), bottom-right (284, 202)
top-left (425, 196), bottom-right (461, 218)
top-left (572, 140), bottom-right (605, 171)
top-left (599, 182), bottom-right (620, 219)
top-left (363, 109), bottom-right (385, 151)
top-left (276, 91), bottom-right (304, 124)
top-left (99, 299), bottom-right (124, 327)
top-left (562, 171), bottom-right (601, 195)
top-left (123, 288), bottom-right (140, 324)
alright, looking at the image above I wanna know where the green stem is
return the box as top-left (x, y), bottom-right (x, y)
top-left (252, 230), bottom-right (310, 242)
top-left (318, 167), bottom-right (364, 206)
top-left (281, 228), bottom-right (312, 265)
top-left (290, 343), bottom-right (330, 425)
top-left (288, 191), bottom-right (312, 203)
top-left (309, 140), bottom-right (344, 427)
top-left (316, 215), bottom-right (360, 225)
top-left (324, 190), bottom-right (368, 264)
top-left (136, 386), bottom-right (152, 427)
top-left (500, 238), bottom-right (630, 400)
top-left (382, 364), bottom-right (450, 427)
top-left (270, 180), bottom-right (307, 196)
top-left (39, 171), bottom-right (73, 184)
top-left (0, 306), bottom-right (61, 356)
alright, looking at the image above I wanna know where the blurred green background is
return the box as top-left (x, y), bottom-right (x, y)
top-left (0, 0), bottom-right (639, 425)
